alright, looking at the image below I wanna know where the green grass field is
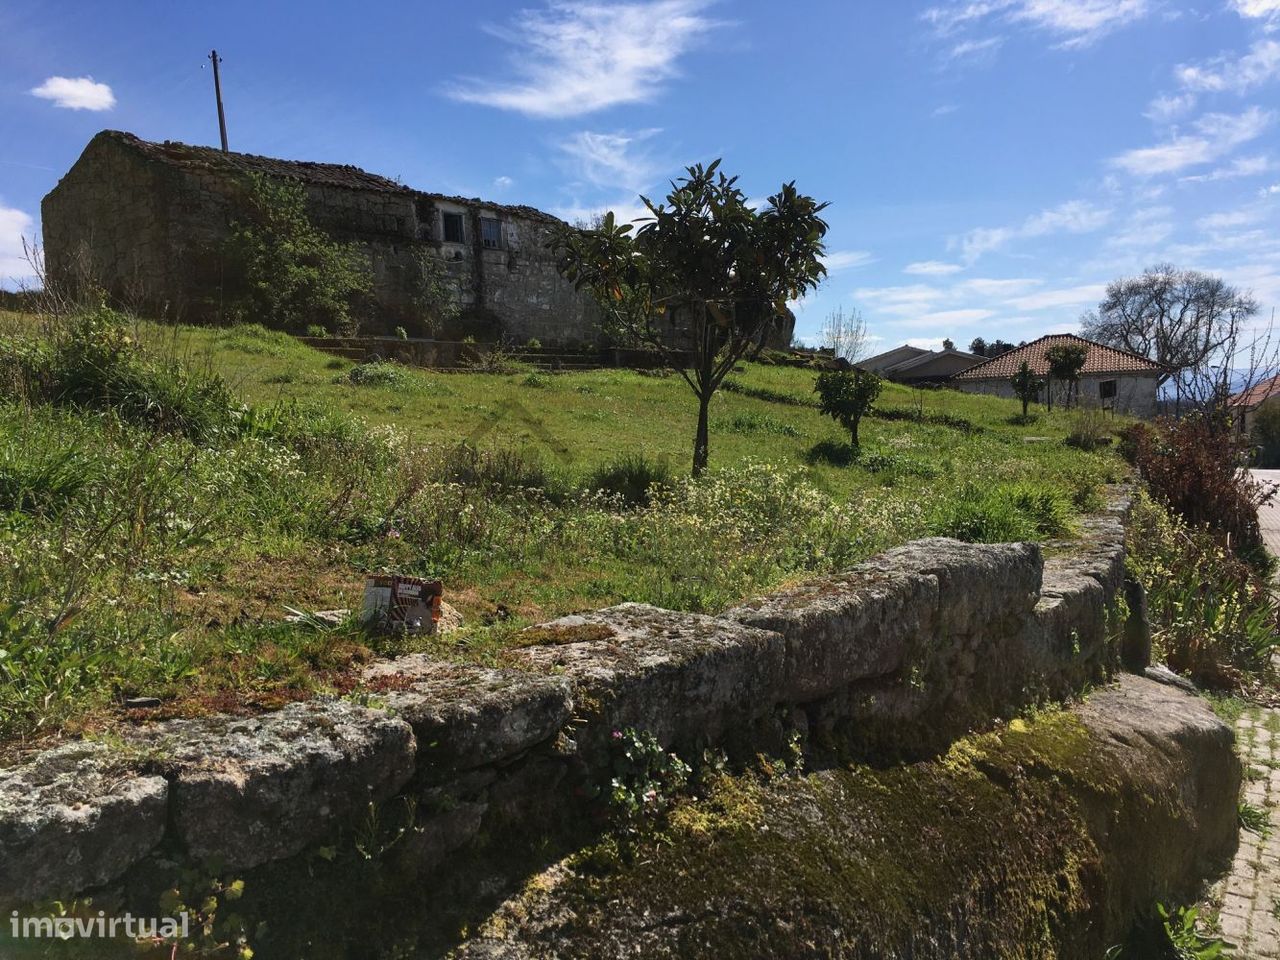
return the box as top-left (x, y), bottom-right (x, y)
top-left (0, 309), bottom-right (1129, 752)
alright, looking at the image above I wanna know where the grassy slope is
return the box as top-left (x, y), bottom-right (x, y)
top-left (0, 311), bottom-right (1128, 747)
top-left (131, 318), bottom-right (1103, 497)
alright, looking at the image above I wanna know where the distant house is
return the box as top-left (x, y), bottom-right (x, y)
top-left (1230, 372), bottom-right (1280, 435)
top-left (952, 333), bottom-right (1163, 418)
top-left (858, 344), bottom-right (984, 384)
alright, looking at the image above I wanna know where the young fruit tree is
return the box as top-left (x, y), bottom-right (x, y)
top-left (1045, 342), bottom-right (1087, 410)
top-left (1010, 360), bottom-right (1043, 418)
top-left (814, 368), bottom-right (882, 448)
top-left (552, 161), bottom-right (829, 476)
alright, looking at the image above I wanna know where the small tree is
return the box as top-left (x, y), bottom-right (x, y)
top-left (942, 337), bottom-right (955, 351)
top-left (819, 305), bottom-right (868, 361)
top-left (815, 368), bottom-right (882, 448)
top-left (553, 161), bottom-right (829, 476)
top-left (407, 249), bottom-right (459, 337)
top-left (1010, 360), bottom-right (1043, 419)
top-left (225, 174), bottom-right (372, 335)
top-left (969, 337), bottom-right (987, 357)
top-left (1045, 342), bottom-right (1087, 410)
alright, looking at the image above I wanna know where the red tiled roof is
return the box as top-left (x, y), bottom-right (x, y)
top-left (952, 333), bottom-right (1163, 381)
top-left (1230, 372), bottom-right (1280, 408)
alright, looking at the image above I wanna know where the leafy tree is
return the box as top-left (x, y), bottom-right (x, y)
top-left (815, 368), bottom-right (882, 448)
top-left (969, 337), bottom-right (987, 357)
top-left (225, 174), bottom-right (372, 335)
top-left (942, 338), bottom-right (955, 351)
top-left (987, 339), bottom-right (1017, 356)
top-left (553, 160), bottom-right (829, 476)
top-left (1010, 360), bottom-right (1043, 419)
top-left (407, 249), bottom-right (459, 337)
top-left (1045, 342), bottom-right (1087, 410)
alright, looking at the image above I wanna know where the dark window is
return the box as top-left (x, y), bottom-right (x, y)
top-left (480, 218), bottom-right (502, 249)
top-left (1099, 379), bottom-right (1118, 400)
top-left (442, 212), bottom-right (465, 244)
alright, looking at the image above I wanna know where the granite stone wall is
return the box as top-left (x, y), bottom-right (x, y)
top-left (0, 488), bottom-right (1156, 913)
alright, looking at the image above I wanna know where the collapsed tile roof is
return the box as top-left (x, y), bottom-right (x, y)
top-left (102, 130), bottom-right (563, 223)
top-left (952, 333), bottom-right (1164, 381)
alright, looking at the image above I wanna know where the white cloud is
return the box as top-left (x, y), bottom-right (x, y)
top-left (559, 128), bottom-right (662, 191)
top-left (1175, 39), bottom-right (1280, 95)
top-left (1231, 0), bottom-right (1280, 21)
top-left (958, 199), bottom-right (1112, 262)
top-left (909, 308), bottom-right (996, 327)
top-left (949, 36), bottom-right (1005, 61)
top-left (1104, 205), bottom-right (1175, 250)
top-left (1197, 206), bottom-right (1266, 231)
top-left (446, 0), bottom-right (719, 118)
top-left (0, 205), bottom-right (36, 286)
top-left (932, 104), bottom-right (960, 117)
top-left (1145, 92), bottom-right (1197, 123)
top-left (1262, 183), bottom-right (1280, 196)
top-left (854, 284), bottom-right (944, 316)
top-left (493, 175), bottom-right (514, 189)
top-left (822, 250), bottom-right (876, 272)
top-left (922, 0), bottom-right (1152, 52)
top-left (956, 277), bottom-right (1043, 297)
top-left (904, 260), bottom-right (963, 276)
top-left (30, 75), bottom-right (115, 111)
top-left (1005, 283), bottom-right (1106, 310)
top-left (1110, 106), bottom-right (1273, 176)
top-left (1180, 154), bottom-right (1274, 183)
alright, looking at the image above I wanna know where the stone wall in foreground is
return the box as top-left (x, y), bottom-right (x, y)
top-left (0, 489), bottom-right (1150, 912)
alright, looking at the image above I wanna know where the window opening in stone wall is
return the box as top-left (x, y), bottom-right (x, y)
top-left (480, 217), bottom-right (502, 249)
top-left (1099, 379), bottom-right (1117, 401)
top-left (442, 212), bottom-right (465, 244)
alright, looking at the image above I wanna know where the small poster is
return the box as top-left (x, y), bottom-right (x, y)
top-left (362, 574), bottom-right (443, 634)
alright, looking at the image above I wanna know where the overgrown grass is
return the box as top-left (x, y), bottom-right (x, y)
top-left (0, 308), bottom-right (1128, 749)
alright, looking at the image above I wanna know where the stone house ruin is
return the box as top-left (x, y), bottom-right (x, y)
top-left (953, 333), bottom-right (1163, 417)
top-left (41, 131), bottom-right (603, 344)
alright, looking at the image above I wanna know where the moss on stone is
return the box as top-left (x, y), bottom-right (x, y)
top-left (471, 704), bottom-right (1164, 959)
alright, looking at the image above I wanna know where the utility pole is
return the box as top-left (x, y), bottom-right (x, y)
top-left (208, 49), bottom-right (229, 153)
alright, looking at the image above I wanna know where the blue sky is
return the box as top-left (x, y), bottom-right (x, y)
top-left (2, 0), bottom-right (1279, 352)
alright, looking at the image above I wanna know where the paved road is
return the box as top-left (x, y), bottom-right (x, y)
top-left (1254, 470), bottom-right (1280, 564)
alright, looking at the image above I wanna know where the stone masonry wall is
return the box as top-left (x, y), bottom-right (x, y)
top-left (41, 132), bottom-right (603, 342)
top-left (0, 489), bottom-right (1154, 913)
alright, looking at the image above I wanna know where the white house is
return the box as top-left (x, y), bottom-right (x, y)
top-left (952, 334), bottom-right (1163, 418)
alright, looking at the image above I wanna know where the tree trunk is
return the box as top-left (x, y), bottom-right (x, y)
top-left (1022, 395), bottom-right (1029, 418)
top-left (850, 417), bottom-right (860, 448)
top-left (693, 392), bottom-right (711, 477)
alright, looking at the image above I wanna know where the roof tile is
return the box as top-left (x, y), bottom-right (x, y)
top-left (952, 334), bottom-right (1163, 380)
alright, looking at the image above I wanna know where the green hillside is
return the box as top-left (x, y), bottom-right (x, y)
top-left (0, 309), bottom-right (1126, 750)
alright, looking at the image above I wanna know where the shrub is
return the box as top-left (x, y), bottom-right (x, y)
top-left (585, 453), bottom-right (672, 505)
top-left (434, 443), bottom-right (550, 495)
top-left (1129, 412), bottom-right (1276, 569)
top-left (1127, 491), bottom-right (1280, 687)
top-left (343, 361), bottom-right (411, 388)
top-left (4, 308), bottom-right (240, 442)
top-left (814, 368), bottom-right (882, 446)
top-left (929, 482), bottom-right (1074, 543)
top-left (224, 173), bottom-right (372, 335)
top-left (305, 324), bottom-right (329, 338)
top-left (1065, 406), bottom-right (1111, 451)
top-left (522, 371), bottom-right (550, 388)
